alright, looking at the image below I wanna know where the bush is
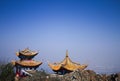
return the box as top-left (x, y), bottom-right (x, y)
top-left (0, 63), bottom-right (15, 81)
top-left (19, 70), bottom-right (60, 81)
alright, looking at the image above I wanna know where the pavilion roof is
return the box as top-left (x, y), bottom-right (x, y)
top-left (15, 60), bottom-right (42, 67)
top-left (48, 50), bottom-right (87, 71)
top-left (16, 48), bottom-right (38, 57)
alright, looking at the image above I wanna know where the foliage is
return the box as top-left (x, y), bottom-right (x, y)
top-left (19, 69), bottom-right (60, 81)
top-left (0, 63), bottom-right (15, 81)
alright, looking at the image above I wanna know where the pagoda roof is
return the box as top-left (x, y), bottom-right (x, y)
top-left (16, 48), bottom-right (38, 57)
top-left (48, 50), bottom-right (87, 71)
top-left (15, 60), bottom-right (42, 67)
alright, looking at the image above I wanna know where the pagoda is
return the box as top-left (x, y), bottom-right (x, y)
top-left (48, 50), bottom-right (87, 74)
top-left (12, 48), bottom-right (42, 77)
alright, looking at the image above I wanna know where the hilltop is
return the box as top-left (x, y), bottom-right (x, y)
top-left (19, 69), bottom-right (120, 81)
top-left (0, 63), bottom-right (120, 81)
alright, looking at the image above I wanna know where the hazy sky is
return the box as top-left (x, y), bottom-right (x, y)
top-left (0, 0), bottom-right (120, 74)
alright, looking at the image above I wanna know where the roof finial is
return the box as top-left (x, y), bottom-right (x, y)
top-left (66, 50), bottom-right (68, 57)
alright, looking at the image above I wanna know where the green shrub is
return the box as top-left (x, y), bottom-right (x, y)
top-left (19, 70), bottom-right (60, 81)
top-left (0, 63), bottom-right (15, 81)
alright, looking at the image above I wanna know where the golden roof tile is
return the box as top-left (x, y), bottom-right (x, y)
top-left (15, 60), bottom-right (42, 67)
top-left (16, 48), bottom-right (38, 56)
top-left (48, 50), bottom-right (87, 71)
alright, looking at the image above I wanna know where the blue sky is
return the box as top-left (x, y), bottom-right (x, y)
top-left (0, 0), bottom-right (120, 73)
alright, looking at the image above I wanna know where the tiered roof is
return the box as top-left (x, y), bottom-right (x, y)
top-left (48, 50), bottom-right (87, 72)
top-left (15, 60), bottom-right (42, 67)
top-left (13, 48), bottom-right (42, 67)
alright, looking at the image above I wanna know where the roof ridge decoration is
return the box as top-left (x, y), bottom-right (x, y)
top-left (66, 50), bottom-right (68, 57)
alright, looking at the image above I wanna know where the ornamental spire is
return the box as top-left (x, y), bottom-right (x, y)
top-left (66, 49), bottom-right (68, 57)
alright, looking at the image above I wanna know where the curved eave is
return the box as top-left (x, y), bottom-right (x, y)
top-left (63, 64), bottom-right (87, 71)
top-left (17, 53), bottom-right (38, 59)
top-left (48, 51), bottom-right (88, 72)
top-left (15, 61), bottom-right (42, 67)
top-left (48, 63), bottom-right (61, 71)
top-left (48, 62), bottom-right (87, 72)
top-left (78, 64), bottom-right (88, 70)
top-left (18, 48), bottom-right (38, 56)
top-left (18, 52), bottom-right (38, 56)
